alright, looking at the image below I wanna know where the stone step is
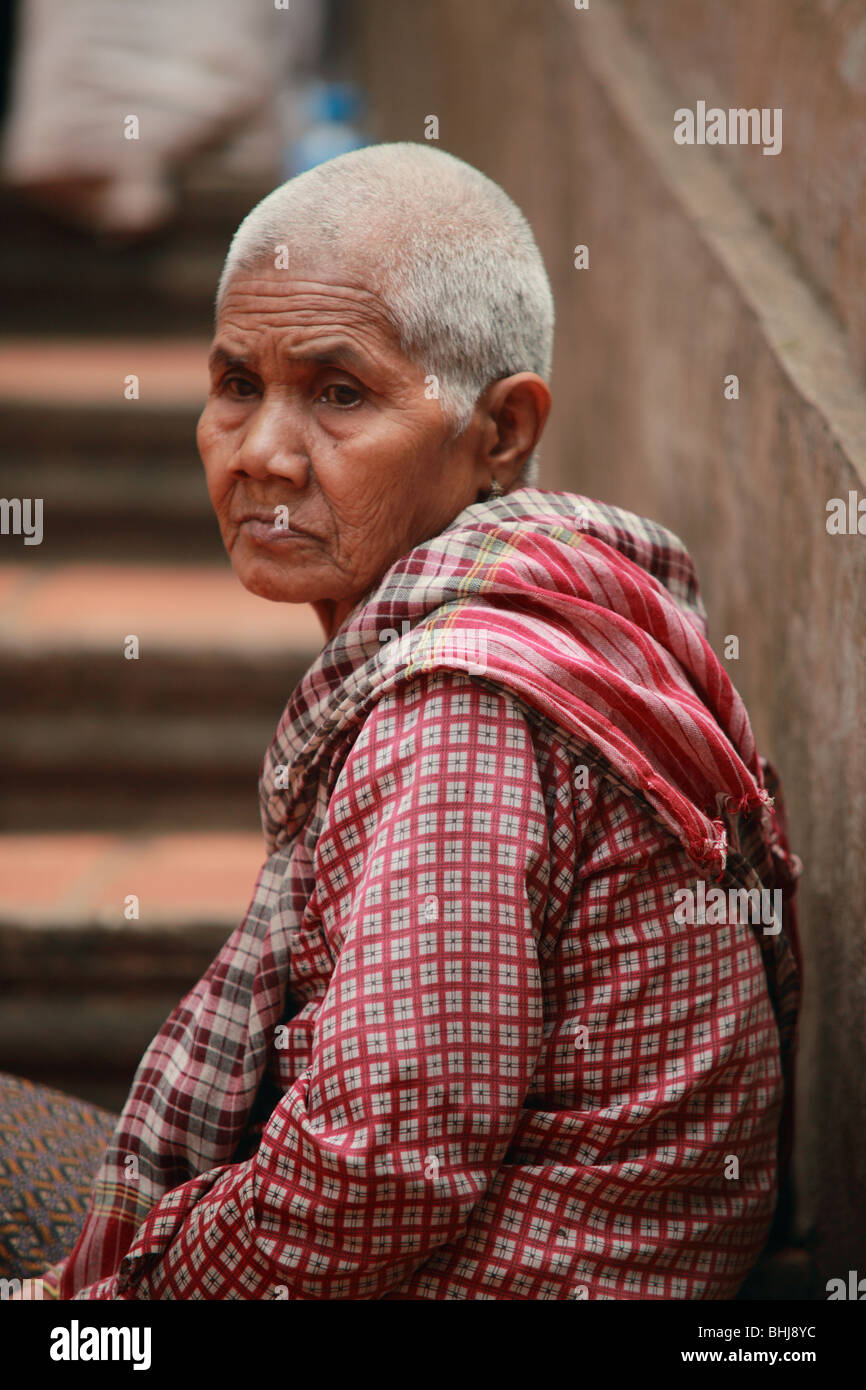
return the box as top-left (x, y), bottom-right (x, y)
top-left (0, 338), bottom-right (218, 561)
top-left (0, 830), bottom-right (265, 1110)
top-left (0, 563), bottom-right (322, 831)
top-left (0, 179), bottom-right (270, 337)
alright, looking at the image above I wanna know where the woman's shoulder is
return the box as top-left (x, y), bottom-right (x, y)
top-left (352, 667), bottom-right (674, 864)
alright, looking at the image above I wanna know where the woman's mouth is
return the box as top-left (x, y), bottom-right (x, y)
top-left (240, 514), bottom-right (317, 544)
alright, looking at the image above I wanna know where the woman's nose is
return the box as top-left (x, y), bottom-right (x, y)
top-left (233, 393), bottom-right (311, 486)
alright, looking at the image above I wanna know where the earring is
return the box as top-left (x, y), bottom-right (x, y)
top-left (488, 477), bottom-right (504, 499)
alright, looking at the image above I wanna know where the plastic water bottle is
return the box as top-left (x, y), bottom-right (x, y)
top-left (283, 81), bottom-right (366, 178)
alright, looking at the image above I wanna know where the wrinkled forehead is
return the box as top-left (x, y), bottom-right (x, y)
top-left (215, 242), bottom-right (401, 340)
top-left (211, 259), bottom-right (416, 388)
top-left (218, 219), bottom-right (388, 308)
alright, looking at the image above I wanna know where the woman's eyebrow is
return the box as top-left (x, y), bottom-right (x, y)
top-left (286, 341), bottom-right (377, 375)
top-left (207, 346), bottom-right (251, 374)
top-left (207, 341), bottom-right (377, 376)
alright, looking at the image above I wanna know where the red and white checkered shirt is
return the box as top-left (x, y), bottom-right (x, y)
top-left (78, 670), bottom-right (783, 1300)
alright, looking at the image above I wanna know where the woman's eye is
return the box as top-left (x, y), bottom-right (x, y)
top-left (224, 376), bottom-right (258, 398)
top-left (319, 382), bottom-right (362, 407)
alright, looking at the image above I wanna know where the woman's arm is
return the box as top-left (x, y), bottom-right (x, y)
top-left (76, 670), bottom-right (551, 1299)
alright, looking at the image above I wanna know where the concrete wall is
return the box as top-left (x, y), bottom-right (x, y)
top-left (358, 0), bottom-right (866, 1283)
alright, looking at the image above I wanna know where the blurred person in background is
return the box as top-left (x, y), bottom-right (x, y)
top-left (0, 0), bottom-right (365, 239)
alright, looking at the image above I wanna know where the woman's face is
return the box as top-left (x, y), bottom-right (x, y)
top-left (198, 257), bottom-right (490, 638)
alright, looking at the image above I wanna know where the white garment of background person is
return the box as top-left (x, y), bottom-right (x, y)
top-left (1, 0), bottom-right (325, 235)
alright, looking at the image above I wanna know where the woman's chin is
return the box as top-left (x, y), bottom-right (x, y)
top-left (232, 555), bottom-right (335, 607)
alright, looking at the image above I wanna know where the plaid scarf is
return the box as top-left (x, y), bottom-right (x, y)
top-left (57, 486), bottom-right (801, 1297)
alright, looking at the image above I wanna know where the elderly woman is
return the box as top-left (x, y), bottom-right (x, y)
top-left (34, 142), bottom-right (800, 1300)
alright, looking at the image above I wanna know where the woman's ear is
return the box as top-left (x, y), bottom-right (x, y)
top-left (481, 373), bottom-right (552, 488)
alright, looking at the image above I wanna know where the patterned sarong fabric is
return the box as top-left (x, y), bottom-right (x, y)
top-left (0, 1074), bottom-right (117, 1281)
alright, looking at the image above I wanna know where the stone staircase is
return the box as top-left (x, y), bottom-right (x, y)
top-left (0, 178), bottom-right (321, 1110)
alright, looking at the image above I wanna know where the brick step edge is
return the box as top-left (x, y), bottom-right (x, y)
top-left (0, 831), bottom-right (267, 938)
